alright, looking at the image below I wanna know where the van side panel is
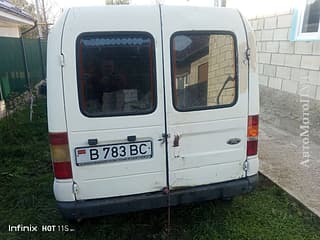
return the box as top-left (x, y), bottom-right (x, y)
top-left (240, 13), bottom-right (259, 176)
top-left (242, 14), bottom-right (259, 116)
top-left (47, 10), bottom-right (76, 201)
top-left (47, 10), bottom-right (69, 133)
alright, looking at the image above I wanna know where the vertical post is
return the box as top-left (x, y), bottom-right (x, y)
top-left (0, 78), bottom-right (4, 101)
top-left (34, 0), bottom-right (43, 38)
top-left (21, 22), bottom-right (38, 122)
top-left (0, 78), bottom-right (5, 119)
top-left (20, 37), bottom-right (33, 122)
top-left (20, 37), bottom-right (30, 91)
top-left (41, 0), bottom-right (49, 38)
top-left (38, 38), bottom-right (45, 80)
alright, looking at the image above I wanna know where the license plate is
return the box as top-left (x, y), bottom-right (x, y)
top-left (75, 141), bottom-right (152, 165)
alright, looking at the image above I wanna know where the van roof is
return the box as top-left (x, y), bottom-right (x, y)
top-left (68, 4), bottom-right (236, 10)
top-left (64, 5), bottom-right (240, 16)
top-left (57, 5), bottom-right (242, 34)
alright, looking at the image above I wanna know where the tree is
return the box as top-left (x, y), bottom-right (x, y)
top-left (105, 0), bottom-right (129, 5)
top-left (10, 0), bottom-right (60, 38)
top-left (9, 0), bottom-right (38, 38)
top-left (37, 0), bottom-right (61, 38)
top-left (9, 0), bottom-right (36, 18)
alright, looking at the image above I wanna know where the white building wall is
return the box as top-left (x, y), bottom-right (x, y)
top-left (0, 26), bottom-right (19, 37)
top-left (228, 0), bottom-right (320, 144)
top-left (248, 11), bottom-right (320, 100)
top-left (228, 0), bottom-right (320, 100)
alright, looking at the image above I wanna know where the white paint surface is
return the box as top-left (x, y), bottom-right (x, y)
top-left (0, 26), bottom-right (19, 37)
top-left (48, 5), bottom-right (259, 201)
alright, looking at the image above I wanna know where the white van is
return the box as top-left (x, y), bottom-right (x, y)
top-left (47, 5), bottom-right (259, 220)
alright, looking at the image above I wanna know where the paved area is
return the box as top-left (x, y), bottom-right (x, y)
top-left (259, 121), bottom-right (320, 217)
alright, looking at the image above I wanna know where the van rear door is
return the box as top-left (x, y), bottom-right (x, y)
top-left (61, 6), bottom-right (167, 200)
top-left (161, 6), bottom-right (249, 188)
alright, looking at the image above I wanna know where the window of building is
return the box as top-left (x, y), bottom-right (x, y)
top-left (171, 32), bottom-right (237, 111)
top-left (76, 32), bottom-right (156, 117)
top-left (198, 63), bottom-right (208, 83)
top-left (293, 0), bottom-right (320, 41)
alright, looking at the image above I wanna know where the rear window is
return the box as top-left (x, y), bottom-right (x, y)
top-left (171, 32), bottom-right (237, 111)
top-left (76, 32), bottom-right (156, 117)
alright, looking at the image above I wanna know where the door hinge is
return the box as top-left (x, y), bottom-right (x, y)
top-left (243, 160), bottom-right (249, 177)
top-left (245, 48), bottom-right (251, 61)
top-left (60, 54), bottom-right (65, 67)
top-left (72, 181), bottom-right (79, 199)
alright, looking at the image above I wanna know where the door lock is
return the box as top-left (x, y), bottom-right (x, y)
top-left (158, 133), bottom-right (170, 144)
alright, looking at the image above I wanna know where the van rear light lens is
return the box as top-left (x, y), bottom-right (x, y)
top-left (49, 132), bottom-right (72, 179)
top-left (247, 115), bottom-right (259, 156)
top-left (247, 140), bottom-right (258, 156)
top-left (50, 145), bottom-right (70, 162)
top-left (247, 115), bottom-right (259, 137)
top-left (53, 162), bottom-right (72, 179)
top-left (49, 132), bottom-right (68, 145)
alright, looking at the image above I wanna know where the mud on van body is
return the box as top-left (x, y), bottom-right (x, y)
top-left (47, 5), bottom-right (259, 220)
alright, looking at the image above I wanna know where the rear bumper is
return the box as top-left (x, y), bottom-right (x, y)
top-left (57, 174), bottom-right (258, 220)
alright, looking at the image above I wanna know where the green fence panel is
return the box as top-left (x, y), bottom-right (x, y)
top-left (0, 37), bottom-right (47, 100)
top-left (24, 38), bottom-right (43, 86)
top-left (0, 37), bottom-right (26, 100)
top-left (0, 74), bottom-right (11, 99)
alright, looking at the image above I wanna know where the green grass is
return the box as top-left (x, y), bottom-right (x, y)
top-left (0, 98), bottom-right (320, 240)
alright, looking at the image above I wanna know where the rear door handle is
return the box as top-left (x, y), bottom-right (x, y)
top-left (158, 133), bottom-right (170, 144)
top-left (227, 138), bottom-right (241, 145)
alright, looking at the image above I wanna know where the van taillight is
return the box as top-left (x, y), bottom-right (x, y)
top-left (247, 115), bottom-right (259, 156)
top-left (49, 132), bottom-right (72, 179)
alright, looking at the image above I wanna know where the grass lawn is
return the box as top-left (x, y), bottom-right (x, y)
top-left (0, 97), bottom-right (320, 240)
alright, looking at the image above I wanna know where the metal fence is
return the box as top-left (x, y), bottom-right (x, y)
top-left (0, 37), bottom-right (47, 100)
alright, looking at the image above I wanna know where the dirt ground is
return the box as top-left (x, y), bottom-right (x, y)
top-left (259, 121), bottom-right (320, 217)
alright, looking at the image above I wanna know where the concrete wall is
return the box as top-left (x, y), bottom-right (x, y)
top-left (248, 11), bottom-right (320, 100)
top-left (248, 12), bottom-right (320, 144)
